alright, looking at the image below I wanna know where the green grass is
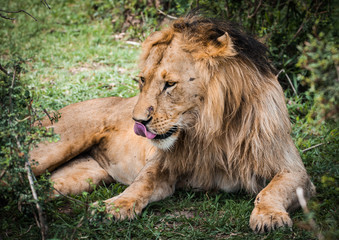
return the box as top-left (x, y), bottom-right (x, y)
top-left (1, 1), bottom-right (338, 239)
top-left (1, 0), bottom-right (140, 112)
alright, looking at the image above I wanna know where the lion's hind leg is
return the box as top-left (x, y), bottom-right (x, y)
top-left (50, 154), bottom-right (113, 196)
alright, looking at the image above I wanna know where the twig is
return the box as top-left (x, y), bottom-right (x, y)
top-left (196, 0), bottom-right (200, 8)
top-left (32, 209), bottom-right (41, 228)
top-left (140, 11), bottom-right (145, 24)
top-left (157, 9), bottom-right (178, 20)
top-left (302, 142), bottom-right (326, 153)
top-left (276, 69), bottom-right (297, 95)
top-left (224, 1), bottom-right (230, 18)
top-left (248, 0), bottom-right (262, 19)
top-left (0, 13), bottom-right (15, 20)
top-left (0, 9), bottom-right (37, 21)
top-left (8, 67), bottom-right (17, 118)
top-left (24, 162), bottom-right (48, 239)
top-left (40, 105), bottom-right (54, 124)
top-left (52, 187), bottom-right (87, 206)
top-left (132, 77), bottom-right (139, 83)
top-left (296, 188), bottom-right (324, 240)
top-left (15, 116), bottom-right (31, 122)
top-left (125, 41), bottom-right (141, 46)
top-left (28, 98), bottom-right (35, 126)
top-left (0, 63), bottom-right (9, 75)
top-left (15, 136), bottom-right (48, 239)
top-left (0, 168), bottom-right (7, 179)
top-left (0, 168), bottom-right (9, 186)
top-left (20, 225), bottom-right (33, 236)
top-left (292, 22), bottom-right (306, 41)
top-left (70, 216), bottom-right (85, 239)
top-left (41, 0), bottom-right (51, 9)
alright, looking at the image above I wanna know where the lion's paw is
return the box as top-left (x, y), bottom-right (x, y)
top-left (92, 196), bottom-right (142, 220)
top-left (249, 206), bottom-right (292, 233)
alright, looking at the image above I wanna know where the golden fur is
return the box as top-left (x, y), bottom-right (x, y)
top-left (30, 16), bottom-right (315, 233)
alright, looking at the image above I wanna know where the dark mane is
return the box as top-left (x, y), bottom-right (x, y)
top-left (172, 15), bottom-right (276, 75)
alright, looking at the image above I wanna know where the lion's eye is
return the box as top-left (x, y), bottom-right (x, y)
top-left (163, 81), bottom-right (177, 91)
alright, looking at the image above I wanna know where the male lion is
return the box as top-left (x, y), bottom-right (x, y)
top-left (30, 16), bottom-right (315, 233)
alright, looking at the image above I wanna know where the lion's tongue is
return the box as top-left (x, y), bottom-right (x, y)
top-left (134, 122), bottom-right (156, 139)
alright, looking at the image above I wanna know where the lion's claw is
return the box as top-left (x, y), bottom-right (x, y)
top-left (101, 196), bottom-right (141, 220)
top-left (250, 206), bottom-right (292, 233)
top-left (90, 196), bottom-right (141, 221)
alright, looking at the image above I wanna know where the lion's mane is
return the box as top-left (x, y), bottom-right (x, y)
top-left (140, 16), bottom-right (304, 193)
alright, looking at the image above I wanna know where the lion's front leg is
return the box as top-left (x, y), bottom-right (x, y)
top-left (100, 159), bottom-right (175, 220)
top-left (250, 169), bottom-right (315, 233)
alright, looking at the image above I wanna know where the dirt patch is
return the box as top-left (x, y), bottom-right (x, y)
top-left (68, 62), bottom-right (110, 75)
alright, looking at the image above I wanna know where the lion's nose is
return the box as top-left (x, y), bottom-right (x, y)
top-left (132, 106), bottom-right (154, 124)
top-left (132, 116), bottom-right (152, 126)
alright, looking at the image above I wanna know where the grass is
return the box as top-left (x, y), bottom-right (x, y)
top-left (1, 0), bottom-right (140, 111)
top-left (1, 1), bottom-right (338, 239)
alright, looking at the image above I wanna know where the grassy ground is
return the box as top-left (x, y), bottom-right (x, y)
top-left (1, 1), bottom-right (338, 239)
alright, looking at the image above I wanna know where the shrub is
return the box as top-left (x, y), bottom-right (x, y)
top-left (297, 32), bottom-right (339, 126)
top-left (0, 60), bottom-right (57, 239)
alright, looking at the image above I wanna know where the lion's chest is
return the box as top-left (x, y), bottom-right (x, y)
top-left (176, 170), bottom-right (241, 192)
top-left (90, 126), bottom-right (155, 185)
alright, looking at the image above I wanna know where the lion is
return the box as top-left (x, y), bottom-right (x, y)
top-left (30, 15), bottom-right (315, 233)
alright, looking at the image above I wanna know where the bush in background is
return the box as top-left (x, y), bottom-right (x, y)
top-left (0, 60), bottom-right (57, 239)
top-left (297, 32), bottom-right (338, 126)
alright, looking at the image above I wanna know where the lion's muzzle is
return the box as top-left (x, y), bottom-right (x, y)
top-left (134, 122), bottom-right (157, 139)
top-left (133, 121), bottom-right (179, 141)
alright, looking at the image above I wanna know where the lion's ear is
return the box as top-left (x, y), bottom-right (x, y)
top-left (189, 32), bottom-right (237, 61)
top-left (207, 33), bottom-right (237, 58)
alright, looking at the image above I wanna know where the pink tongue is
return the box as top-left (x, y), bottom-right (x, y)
top-left (134, 122), bottom-right (156, 139)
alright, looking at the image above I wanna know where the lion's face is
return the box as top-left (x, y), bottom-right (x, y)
top-left (132, 37), bottom-right (203, 150)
